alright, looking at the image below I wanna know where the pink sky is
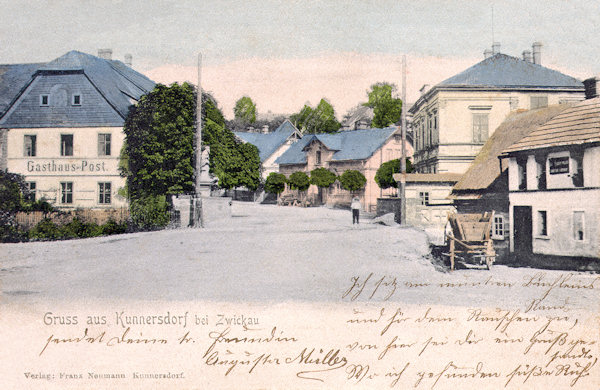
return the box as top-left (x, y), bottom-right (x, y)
top-left (145, 53), bottom-right (480, 120)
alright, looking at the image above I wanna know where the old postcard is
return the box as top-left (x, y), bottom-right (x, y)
top-left (0, 1), bottom-right (599, 389)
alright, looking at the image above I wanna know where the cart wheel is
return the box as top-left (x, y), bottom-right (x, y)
top-left (485, 256), bottom-right (494, 270)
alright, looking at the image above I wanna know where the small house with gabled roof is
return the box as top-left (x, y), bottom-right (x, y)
top-left (499, 77), bottom-right (600, 266)
top-left (0, 50), bottom-right (155, 209)
top-left (234, 119), bottom-right (302, 179)
top-left (449, 104), bottom-right (572, 262)
top-left (409, 44), bottom-right (585, 175)
top-left (276, 127), bottom-right (412, 212)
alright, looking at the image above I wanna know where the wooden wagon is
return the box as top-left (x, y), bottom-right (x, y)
top-left (444, 212), bottom-right (496, 271)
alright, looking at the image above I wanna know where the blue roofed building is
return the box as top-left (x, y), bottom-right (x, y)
top-left (234, 119), bottom-right (302, 179)
top-left (276, 126), bottom-right (412, 212)
top-left (409, 42), bottom-right (585, 174)
top-left (0, 49), bottom-right (155, 209)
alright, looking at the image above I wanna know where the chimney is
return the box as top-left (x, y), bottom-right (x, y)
top-left (262, 125), bottom-right (269, 134)
top-left (124, 53), bottom-right (132, 67)
top-left (484, 48), bottom-right (493, 59)
top-left (532, 42), bottom-right (542, 65)
top-left (97, 49), bottom-right (113, 60)
top-left (522, 50), bottom-right (532, 63)
top-left (492, 42), bottom-right (501, 54)
top-left (583, 76), bottom-right (599, 100)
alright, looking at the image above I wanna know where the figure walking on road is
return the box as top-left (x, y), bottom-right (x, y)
top-left (351, 196), bottom-right (361, 224)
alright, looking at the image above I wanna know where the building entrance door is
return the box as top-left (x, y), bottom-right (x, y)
top-left (513, 206), bottom-right (532, 254)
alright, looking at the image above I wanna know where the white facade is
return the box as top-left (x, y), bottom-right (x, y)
top-left (6, 126), bottom-right (127, 209)
top-left (507, 146), bottom-right (600, 258)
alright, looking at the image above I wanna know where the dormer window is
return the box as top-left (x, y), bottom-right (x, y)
top-left (40, 95), bottom-right (49, 106)
top-left (72, 94), bottom-right (81, 106)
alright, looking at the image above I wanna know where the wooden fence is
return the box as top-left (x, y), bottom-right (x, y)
top-left (15, 208), bottom-right (130, 230)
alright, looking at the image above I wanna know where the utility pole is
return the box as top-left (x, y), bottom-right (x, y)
top-left (194, 52), bottom-right (204, 227)
top-left (399, 55), bottom-right (407, 225)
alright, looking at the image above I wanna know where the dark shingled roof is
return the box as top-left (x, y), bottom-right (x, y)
top-left (0, 50), bottom-right (155, 127)
top-left (502, 98), bottom-right (600, 154)
top-left (451, 105), bottom-right (571, 195)
top-left (276, 127), bottom-right (397, 165)
top-left (234, 119), bottom-right (301, 162)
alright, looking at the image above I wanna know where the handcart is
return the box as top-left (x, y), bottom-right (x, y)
top-left (444, 212), bottom-right (496, 271)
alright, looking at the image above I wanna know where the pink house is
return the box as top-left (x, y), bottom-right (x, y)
top-left (276, 127), bottom-right (413, 212)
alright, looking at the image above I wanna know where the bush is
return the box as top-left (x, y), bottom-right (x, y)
top-left (101, 219), bottom-right (128, 235)
top-left (28, 218), bottom-right (63, 240)
top-left (288, 171), bottom-right (310, 192)
top-left (130, 195), bottom-right (170, 231)
top-left (310, 167), bottom-right (337, 188)
top-left (264, 172), bottom-right (287, 195)
top-left (60, 218), bottom-right (102, 239)
top-left (339, 170), bottom-right (367, 192)
top-left (375, 158), bottom-right (414, 189)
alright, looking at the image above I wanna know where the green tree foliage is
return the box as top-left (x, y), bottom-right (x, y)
top-left (364, 83), bottom-right (403, 128)
top-left (233, 96), bottom-right (257, 125)
top-left (290, 99), bottom-right (341, 134)
top-left (310, 167), bottom-right (337, 188)
top-left (264, 172), bottom-right (287, 195)
top-left (129, 195), bottom-right (170, 231)
top-left (0, 171), bottom-right (26, 242)
top-left (288, 171), bottom-right (310, 192)
top-left (375, 158), bottom-right (414, 189)
top-left (339, 170), bottom-right (367, 192)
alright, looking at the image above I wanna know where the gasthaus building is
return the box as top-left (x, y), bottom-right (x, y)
top-left (0, 50), bottom-right (155, 209)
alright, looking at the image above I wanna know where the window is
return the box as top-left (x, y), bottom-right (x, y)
top-left (572, 151), bottom-right (584, 187)
top-left (573, 211), bottom-right (584, 241)
top-left (40, 95), bottom-right (49, 106)
top-left (419, 191), bottom-right (430, 206)
top-left (61, 182), bottom-right (73, 204)
top-left (316, 150), bottom-right (321, 165)
top-left (98, 133), bottom-right (111, 156)
top-left (24, 182), bottom-right (36, 202)
top-left (24, 135), bottom-right (36, 156)
top-left (531, 96), bottom-right (548, 109)
top-left (536, 155), bottom-right (547, 190)
top-left (60, 134), bottom-right (73, 156)
top-left (517, 158), bottom-right (528, 190)
top-left (491, 215), bottom-right (504, 240)
top-left (537, 210), bottom-right (548, 236)
top-left (473, 113), bottom-right (489, 143)
top-left (98, 182), bottom-right (111, 204)
top-left (72, 94), bottom-right (81, 105)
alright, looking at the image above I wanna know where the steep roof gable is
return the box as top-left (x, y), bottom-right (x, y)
top-left (234, 119), bottom-right (301, 162)
top-left (276, 127), bottom-right (397, 165)
top-left (440, 53), bottom-right (583, 89)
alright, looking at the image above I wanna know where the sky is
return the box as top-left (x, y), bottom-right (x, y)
top-left (1, 0), bottom-right (598, 119)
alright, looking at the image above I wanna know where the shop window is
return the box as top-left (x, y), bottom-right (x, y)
top-left (24, 182), bottom-right (36, 202)
top-left (98, 133), bottom-right (111, 156)
top-left (61, 182), bottom-right (73, 204)
top-left (24, 135), bottom-right (36, 156)
top-left (491, 215), bottom-right (505, 240)
top-left (537, 210), bottom-right (548, 237)
top-left (60, 134), bottom-right (73, 156)
top-left (98, 182), bottom-right (111, 204)
top-left (419, 191), bottom-right (430, 206)
top-left (573, 211), bottom-right (584, 241)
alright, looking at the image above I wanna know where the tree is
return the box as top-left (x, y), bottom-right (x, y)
top-left (288, 171), bottom-right (310, 192)
top-left (375, 158), bottom-right (414, 189)
top-left (0, 171), bottom-right (26, 242)
top-left (264, 172), bottom-right (287, 195)
top-left (290, 99), bottom-right (341, 134)
top-left (339, 170), bottom-right (367, 192)
top-left (233, 96), bottom-right (257, 125)
top-left (364, 83), bottom-right (402, 128)
top-left (310, 167), bottom-right (337, 188)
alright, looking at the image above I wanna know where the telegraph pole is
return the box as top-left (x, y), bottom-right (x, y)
top-left (194, 52), bottom-right (204, 227)
top-left (399, 55), bottom-right (407, 224)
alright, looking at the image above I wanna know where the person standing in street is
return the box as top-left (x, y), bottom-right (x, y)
top-left (351, 196), bottom-right (361, 224)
